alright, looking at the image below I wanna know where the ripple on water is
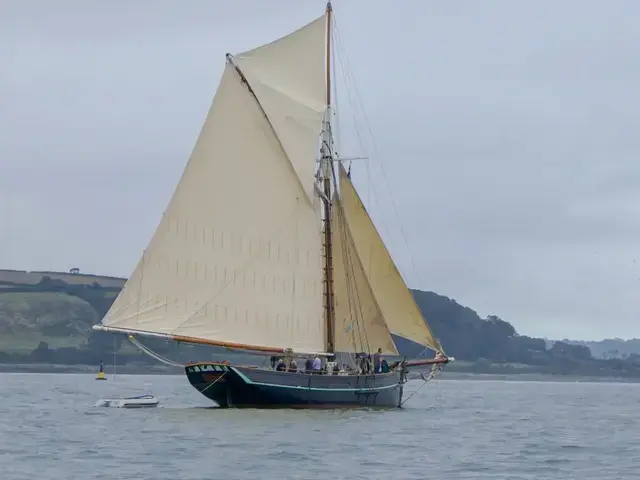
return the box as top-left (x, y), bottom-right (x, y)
top-left (0, 374), bottom-right (638, 479)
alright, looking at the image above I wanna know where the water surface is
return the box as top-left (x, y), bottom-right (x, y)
top-left (0, 373), bottom-right (636, 479)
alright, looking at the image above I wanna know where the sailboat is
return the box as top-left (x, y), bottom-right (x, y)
top-left (92, 2), bottom-right (452, 408)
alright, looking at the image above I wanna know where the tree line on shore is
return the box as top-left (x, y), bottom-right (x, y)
top-left (1, 275), bottom-right (639, 377)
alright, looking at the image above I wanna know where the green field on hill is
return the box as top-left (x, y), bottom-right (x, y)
top-left (0, 292), bottom-right (95, 353)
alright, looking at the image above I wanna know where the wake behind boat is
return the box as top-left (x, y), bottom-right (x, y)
top-left (91, 2), bottom-right (452, 409)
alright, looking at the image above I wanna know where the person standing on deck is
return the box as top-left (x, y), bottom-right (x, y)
top-left (357, 353), bottom-right (369, 374)
top-left (288, 359), bottom-right (298, 372)
top-left (311, 356), bottom-right (322, 373)
top-left (373, 348), bottom-right (382, 373)
top-left (305, 357), bottom-right (314, 372)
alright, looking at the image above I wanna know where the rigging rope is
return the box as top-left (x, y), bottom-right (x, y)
top-left (333, 20), bottom-right (423, 288)
top-left (199, 370), bottom-right (227, 394)
top-left (325, 122), bottom-right (373, 361)
top-left (400, 364), bottom-right (443, 407)
top-left (331, 160), bottom-right (372, 358)
top-left (127, 335), bottom-right (183, 367)
top-left (333, 19), bottom-right (441, 355)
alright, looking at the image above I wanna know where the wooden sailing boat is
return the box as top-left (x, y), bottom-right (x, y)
top-left (92, 2), bottom-right (451, 408)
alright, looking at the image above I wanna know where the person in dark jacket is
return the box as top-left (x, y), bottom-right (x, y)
top-left (380, 359), bottom-right (390, 373)
top-left (305, 357), bottom-right (314, 372)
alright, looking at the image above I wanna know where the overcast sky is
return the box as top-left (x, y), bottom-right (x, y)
top-left (1, 0), bottom-right (639, 341)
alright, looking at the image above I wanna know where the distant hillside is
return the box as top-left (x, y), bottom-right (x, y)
top-left (550, 338), bottom-right (640, 359)
top-left (0, 292), bottom-right (98, 352)
top-left (0, 269), bottom-right (126, 289)
top-left (1, 268), bottom-right (640, 377)
top-left (0, 269), bottom-right (118, 350)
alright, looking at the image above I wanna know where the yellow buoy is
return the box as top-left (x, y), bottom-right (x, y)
top-left (95, 360), bottom-right (107, 380)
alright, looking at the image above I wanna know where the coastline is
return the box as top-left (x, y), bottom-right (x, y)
top-left (2, 363), bottom-right (640, 383)
top-left (0, 363), bottom-right (183, 375)
top-left (3, 271), bottom-right (639, 382)
top-left (437, 371), bottom-right (640, 383)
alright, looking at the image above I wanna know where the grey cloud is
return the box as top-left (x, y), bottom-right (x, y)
top-left (1, 0), bottom-right (639, 340)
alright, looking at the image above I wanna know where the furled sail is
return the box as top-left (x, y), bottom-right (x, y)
top-left (332, 195), bottom-right (398, 356)
top-left (96, 15), bottom-right (330, 354)
top-left (337, 164), bottom-right (441, 352)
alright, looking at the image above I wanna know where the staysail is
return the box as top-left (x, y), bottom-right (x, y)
top-left (332, 194), bottom-right (398, 356)
top-left (95, 14), bottom-right (330, 354)
top-left (336, 164), bottom-right (442, 353)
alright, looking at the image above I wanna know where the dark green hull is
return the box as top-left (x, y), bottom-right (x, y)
top-left (185, 363), bottom-right (404, 409)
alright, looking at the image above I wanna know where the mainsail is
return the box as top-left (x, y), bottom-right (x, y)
top-left (94, 5), bottom-right (442, 358)
top-left (95, 14), bottom-right (330, 354)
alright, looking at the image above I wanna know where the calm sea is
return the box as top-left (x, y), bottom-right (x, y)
top-left (0, 373), bottom-right (637, 479)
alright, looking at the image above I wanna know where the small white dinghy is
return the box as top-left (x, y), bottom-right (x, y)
top-left (95, 394), bottom-right (159, 408)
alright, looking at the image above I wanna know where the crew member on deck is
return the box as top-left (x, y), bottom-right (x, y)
top-left (276, 358), bottom-right (286, 371)
top-left (380, 358), bottom-right (390, 373)
top-left (288, 359), bottom-right (298, 372)
top-left (312, 356), bottom-right (322, 373)
top-left (305, 357), bottom-right (314, 372)
top-left (373, 348), bottom-right (382, 373)
top-left (359, 354), bottom-right (371, 374)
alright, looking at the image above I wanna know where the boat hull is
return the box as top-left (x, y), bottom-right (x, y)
top-left (95, 394), bottom-right (159, 408)
top-left (185, 363), bottom-right (404, 409)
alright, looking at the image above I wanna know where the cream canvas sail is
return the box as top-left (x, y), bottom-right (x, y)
top-left (337, 164), bottom-right (441, 352)
top-left (332, 195), bottom-right (398, 355)
top-left (95, 8), bottom-right (442, 359)
top-left (233, 15), bottom-right (327, 204)
top-left (98, 15), bottom-right (330, 353)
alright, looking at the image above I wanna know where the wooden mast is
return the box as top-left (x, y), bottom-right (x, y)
top-left (322, 1), bottom-right (335, 354)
